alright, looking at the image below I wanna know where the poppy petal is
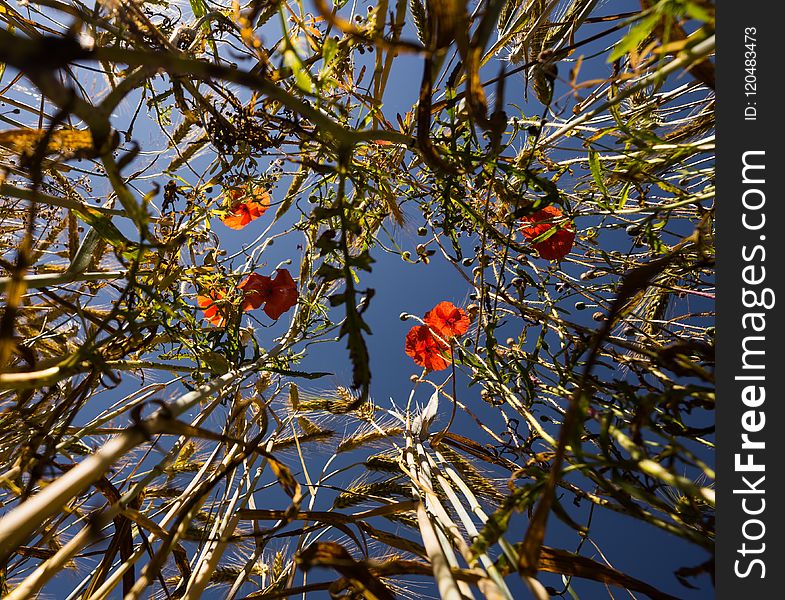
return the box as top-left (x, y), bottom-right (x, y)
top-left (222, 205), bottom-right (250, 230)
top-left (520, 205), bottom-right (575, 261)
top-left (238, 269), bottom-right (298, 320)
top-left (424, 301), bottom-right (470, 339)
top-left (405, 325), bottom-right (451, 371)
top-left (238, 273), bottom-right (272, 311)
top-left (263, 270), bottom-right (299, 320)
top-left (221, 187), bottom-right (271, 230)
top-left (197, 291), bottom-right (227, 327)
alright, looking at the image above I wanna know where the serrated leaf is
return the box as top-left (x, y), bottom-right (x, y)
top-left (316, 263), bottom-right (343, 282)
top-left (349, 250), bottom-right (375, 272)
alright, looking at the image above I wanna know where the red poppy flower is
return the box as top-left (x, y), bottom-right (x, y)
top-left (238, 269), bottom-right (299, 320)
top-left (405, 325), bottom-right (451, 371)
top-left (424, 301), bottom-right (470, 339)
top-left (221, 186), bottom-right (271, 230)
top-left (520, 205), bottom-right (575, 261)
top-left (197, 290), bottom-right (227, 327)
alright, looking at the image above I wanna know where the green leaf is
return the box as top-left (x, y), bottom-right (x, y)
top-left (316, 263), bottom-right (343, 282)
top-left (189, 0), bottom-right (207, 18)
top-left (609, 14), bottom-right (660, 62)
top-left (588, 150), bottom-right (609, 200)
top-left (263, 367), bottom-right (333, 380)
top-left (349, 250), bottom-right (375, 272)
top-left (285, 48), bottom-right (314, 94)
top-left (73, 207), bottom-right (132, 248)
top-left (320, 36), bottom-right (339, 81)
top-left (201, 351), bottom-right (230, 375)
top-left (617, 181), bottom-right (632, 210)
top-left (683, 1), bottom-right (714, 24)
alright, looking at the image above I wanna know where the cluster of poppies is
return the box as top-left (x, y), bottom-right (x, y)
top-left (402, 208), bottom-right (573, 370)
top-left (197, 185), bottom-right (300, 327)
top-left (221, 185), bottom-right (271, 230)
top-left (405, 301), bottom-right (471, 371)
top-left (210, 186), bottom-right (570, 344)
top-left (198, 269), bottom-right (299, 327)
top-left (519, 205), bottom-right (575, 261)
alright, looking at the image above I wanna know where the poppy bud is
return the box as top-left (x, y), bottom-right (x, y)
top-left (466, 304), bottom-right (479, 320)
